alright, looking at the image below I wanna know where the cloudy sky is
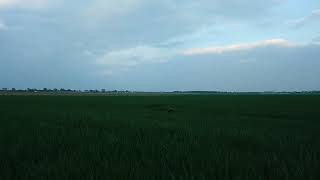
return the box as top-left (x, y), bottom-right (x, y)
top-left (0, 0), bottom-right (320, 91)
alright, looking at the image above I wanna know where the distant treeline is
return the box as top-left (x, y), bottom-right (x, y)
top-left (1, 88), bottom-right (320, 95)
top-left (0, 88), bottom-right (130, 94)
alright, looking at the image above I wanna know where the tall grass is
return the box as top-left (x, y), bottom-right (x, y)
top-left (0, 95), bottom-right (320, 179)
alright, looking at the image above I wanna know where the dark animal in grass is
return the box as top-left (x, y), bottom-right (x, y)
top-left (167, 107), bottom-right (175, 113)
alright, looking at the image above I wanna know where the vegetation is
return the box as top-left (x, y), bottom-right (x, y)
top-left (0, 95), bottom-right (320, 179)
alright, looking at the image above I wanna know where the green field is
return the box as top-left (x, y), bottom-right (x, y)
top-left (0, 95), bottom-right (320, 179)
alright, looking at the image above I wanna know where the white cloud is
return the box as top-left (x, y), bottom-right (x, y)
top-left (182, 39), bottom-right (293, 56)
top-left (286, 9), bottom-right (320, 28)
top-left (96, 39), bottom-right (295, 69)
top-left (0, 0), bottom-right (49, 10)
top-left (97, 46), bottom-right (176, 66)
top-left (0, 0), bottom-right (18, 9)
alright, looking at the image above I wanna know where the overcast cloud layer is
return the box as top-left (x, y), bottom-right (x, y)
top-left (0, 0), bottom-right (320, 91)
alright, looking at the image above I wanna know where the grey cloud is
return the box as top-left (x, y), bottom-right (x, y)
top-left (0, 0), bottom-right (286, 56)
top-left (287, 9), bottom-right (320, 28)
top-left (0, 20), bottom-right (7, 30)
top-left (1, 0), bottom-right (318, 91)
top-left (73, 0), bottom-right (285, 47)
top-left (312, 36), bottom-right (320, 43)
top-left (107, 44), bottom-right (320, 91)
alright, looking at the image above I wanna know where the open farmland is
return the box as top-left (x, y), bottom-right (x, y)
top-left (0, 95), bottom-right (320, 179)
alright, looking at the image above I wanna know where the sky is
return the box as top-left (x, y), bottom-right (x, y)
top-left (0, 0), bottom-right (320, 91)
